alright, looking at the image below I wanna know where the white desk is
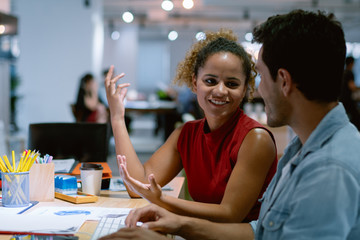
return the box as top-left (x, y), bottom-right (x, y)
top-left (0, 176), bottom-right (184, 240)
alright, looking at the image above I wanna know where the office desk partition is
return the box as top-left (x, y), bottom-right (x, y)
top-left (0, 176), bottom-right (184, 240)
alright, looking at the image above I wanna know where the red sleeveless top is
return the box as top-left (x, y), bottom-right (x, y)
top-left (177, 108), bottom-right (278, 222)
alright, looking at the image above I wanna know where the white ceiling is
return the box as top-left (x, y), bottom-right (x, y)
top-left (103, 0), bottom-right (360, 42)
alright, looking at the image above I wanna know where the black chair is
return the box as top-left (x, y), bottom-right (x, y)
top-left (28, 122), bottom-right (111, 163)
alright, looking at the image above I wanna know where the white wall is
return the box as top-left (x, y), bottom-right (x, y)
top-left (102, 24), bottom-right (139, 91)
top-left (0, 60), bottom-right (10, 133)
top-left (137, 38), bottom-right (168, 95)
top-left (13, 0), bottom-right (103, 138)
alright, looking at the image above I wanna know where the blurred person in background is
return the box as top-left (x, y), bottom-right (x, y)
top-left (74, 73), bottom-right (108, 123)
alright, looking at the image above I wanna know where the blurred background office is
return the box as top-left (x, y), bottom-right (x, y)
top-left (1, 0), bottom-right (360, 163)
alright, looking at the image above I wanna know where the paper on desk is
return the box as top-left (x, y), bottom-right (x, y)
top-left (0, 214), bottom-right (86, 235)
top-left (53, 159), bottom-right (76, 173)
top-left (0, 199), bottom-right (38, 215)
top-left (109, 178), bottom-right (173, 192)
top-left (27, 206), bottom-right (132, 220)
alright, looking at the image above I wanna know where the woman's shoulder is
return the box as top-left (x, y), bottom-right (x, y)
top-left (233, 113), bottom-right (275, 144)
top-left (246, 127), bottom-right (274, 142)
top-left (231, 113), bottom-right (266, 135)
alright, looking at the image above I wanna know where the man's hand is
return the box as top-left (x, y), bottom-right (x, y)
top-left (125, 204), bottom-right (183, 235)
top-left (99, 227), bottom-right (169, 240)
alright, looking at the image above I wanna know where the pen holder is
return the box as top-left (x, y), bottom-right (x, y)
top-left (29, 162), bottom-right (55, 201)
top-left (1, 171), bottom-right (30, 207)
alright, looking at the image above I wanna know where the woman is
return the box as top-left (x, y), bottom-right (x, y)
top-left (105, 29), bottom-right (277, 223)
top-left (75, 73), bottom-right (108, 123)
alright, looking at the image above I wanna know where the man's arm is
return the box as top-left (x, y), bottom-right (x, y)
top-left (125, 204), bottom-right (255, 240)
top-left (178, 217), bottom-right (254, 240)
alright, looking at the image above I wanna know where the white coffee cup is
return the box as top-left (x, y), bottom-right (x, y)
top-left (80, 163), bottom-right (103, 196)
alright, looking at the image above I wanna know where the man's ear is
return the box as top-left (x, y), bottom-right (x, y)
top-left (278, 68), bottom-right (293, 97)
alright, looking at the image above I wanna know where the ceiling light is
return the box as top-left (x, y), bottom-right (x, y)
top-left (195, 31), bottom-right (206, 41)
top-left (0, 25), bottom-right (6, 35)
top-left (245, 32), bottom-right (253, 42)
top-left (168, 30), bottom-right (178, 41)
top-left (183, 0), bottom-right (194, 9)
top-left (122, 11), bottom-right (134, 23)
top-left (111, 31), bottom-right (120, 40)
top-left (161, 0), bottom-right (174, 11)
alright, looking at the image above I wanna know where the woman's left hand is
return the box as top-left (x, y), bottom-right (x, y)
top-left (117, 155), bottom-right (163, 203)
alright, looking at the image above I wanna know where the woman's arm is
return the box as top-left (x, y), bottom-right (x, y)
top-left (217, 128), bottom-right (276, 221)
top-left (115, 125), bottom-right (184, 190)
top-left (121, 128), bottom-right (276, 222)
top-left (158, 128), bottom-right (276, 222)
top-left (105, 66), bottom-right (183, 196)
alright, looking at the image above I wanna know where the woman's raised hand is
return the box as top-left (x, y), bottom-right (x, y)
top-left (105, 65), bottom-right (130, 121)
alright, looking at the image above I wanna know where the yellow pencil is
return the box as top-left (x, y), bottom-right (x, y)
top-left (12, 150), bottom-right (16, 173)
top-left (3, 155), bottom-right (13, 172)
top-left (0, 162), bottom-right (6, 172)
top-left (20, 150), bottom-right (31, 172)
top-left (16, 151), bottom-right (26, 172)
top-left (0, 156), bottom-right (8, 172)
top-left (24, 152), bottom-right (38, 171)
top-left (26, 153), bottom-right (38, 171)
top-left (23, 151), bottom-right (34, 171)
top-left (22, 153), bottom-right (32, 172)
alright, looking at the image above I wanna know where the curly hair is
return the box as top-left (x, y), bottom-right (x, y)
top-left (173, 28), bottom-right (257, 100)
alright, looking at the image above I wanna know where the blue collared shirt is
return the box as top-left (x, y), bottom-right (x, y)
top-left (250, 103), bottom-right (360, 239)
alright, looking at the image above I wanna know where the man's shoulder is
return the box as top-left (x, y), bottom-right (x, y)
top-left (304, 124), bottom-right (360, 178)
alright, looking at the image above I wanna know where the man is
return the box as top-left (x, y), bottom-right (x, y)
top-left (100, 10), bottom-right (360, 240)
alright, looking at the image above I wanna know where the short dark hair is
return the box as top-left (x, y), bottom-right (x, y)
top-left (252, 9), bottom-right (346, 102)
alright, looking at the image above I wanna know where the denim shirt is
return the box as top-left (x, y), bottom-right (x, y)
top-left (250, 103), bottom-right (360, 239)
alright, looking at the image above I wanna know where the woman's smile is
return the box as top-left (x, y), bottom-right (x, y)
top-left (208, 98), bottom-right (228, 106)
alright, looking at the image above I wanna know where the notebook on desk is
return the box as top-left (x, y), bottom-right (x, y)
top-left (53, 159), bottom-right (78, 173)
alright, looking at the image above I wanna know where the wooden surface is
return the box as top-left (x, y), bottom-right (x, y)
top-left (0, 176), bottom-right (184, 240)
top-left (29, 163), bottom-right (55, 202)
